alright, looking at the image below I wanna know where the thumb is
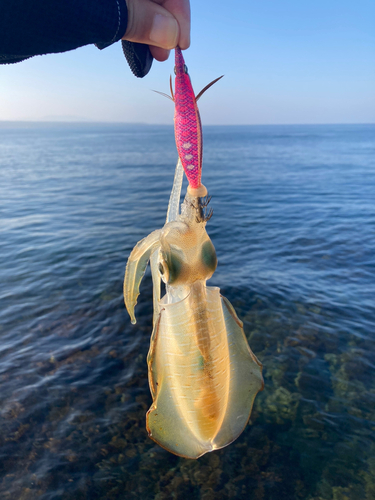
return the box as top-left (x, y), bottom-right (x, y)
top-left (124, 0), bottom-right (179, 50)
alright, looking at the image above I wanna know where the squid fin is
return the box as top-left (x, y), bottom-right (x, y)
top-left (147, 311), bottom-right (162, 399)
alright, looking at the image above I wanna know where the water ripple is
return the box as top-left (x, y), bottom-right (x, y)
top-left (0, 123), bottom-right (374, 499)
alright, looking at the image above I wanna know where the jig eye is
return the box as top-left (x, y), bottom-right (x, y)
top-left (174, 66), bottom-right (177, 75)
top-left (184, 64), bottom-right (188, 74)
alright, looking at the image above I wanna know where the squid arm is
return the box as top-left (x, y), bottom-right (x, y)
top-left (166, 157), bottom-right (184, 223)
top-left (124, 228), bottom-right (162, 324)
top-left (125, 157), bottom-right (184, 326)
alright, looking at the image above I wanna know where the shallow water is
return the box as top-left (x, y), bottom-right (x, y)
top-left (0, 122), bottom-right (374, 499)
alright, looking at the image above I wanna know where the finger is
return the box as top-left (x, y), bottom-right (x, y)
top-left (159, 0), bottom-right (190, 49)
top-left (149, 46), bottom-right (171, 61)
top-left (124, 0), bottom-right (179, 50)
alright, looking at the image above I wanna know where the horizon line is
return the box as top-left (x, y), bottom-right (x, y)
top-left (0, 120), bottom-right (374, 127)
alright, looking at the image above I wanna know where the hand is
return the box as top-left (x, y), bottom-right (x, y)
top-left (122, 0), bottom-right (190, 61)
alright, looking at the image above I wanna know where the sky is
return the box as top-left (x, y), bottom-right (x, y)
top-left (1, 0), bottom-right (374, 124)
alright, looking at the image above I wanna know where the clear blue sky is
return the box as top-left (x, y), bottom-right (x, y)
top-left (1, 0), bottom-right (374, 124)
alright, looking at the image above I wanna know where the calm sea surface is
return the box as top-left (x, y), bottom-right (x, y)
top-left (0, 122), bottom-right (374, 500)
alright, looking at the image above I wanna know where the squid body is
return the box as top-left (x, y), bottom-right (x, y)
top-left (124, 48), bottom-right (263, 459)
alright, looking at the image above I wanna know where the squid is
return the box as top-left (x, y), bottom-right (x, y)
top-left (124, 47), bottom-right (263, 459)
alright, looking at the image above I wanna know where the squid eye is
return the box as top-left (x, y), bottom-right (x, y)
top-left (167, 252), bottom-right (183, 284)
top-left (184, 64), bottom-right (188, 74)
top-left (158, 260), bottom-right (170, 284)
top-left (201, 240), bottom-right (217, 273)
top-left (160, 249), bottom-right (183, 284)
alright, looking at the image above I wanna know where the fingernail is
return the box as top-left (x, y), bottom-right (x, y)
top-left (149, 14), bottom-right (178, 48)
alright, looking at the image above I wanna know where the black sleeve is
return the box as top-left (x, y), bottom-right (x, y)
top-left (0, 0), bottom-right (128, 64)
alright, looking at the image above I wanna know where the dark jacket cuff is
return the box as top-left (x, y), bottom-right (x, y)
top-left (0, 0), bottom-right (128, 64)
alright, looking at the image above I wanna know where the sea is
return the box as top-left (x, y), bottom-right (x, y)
top-left (0, 122), bottom-right (374, 500)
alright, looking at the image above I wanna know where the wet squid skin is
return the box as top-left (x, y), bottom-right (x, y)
top-left (124, 192), bottom-right (264, 459)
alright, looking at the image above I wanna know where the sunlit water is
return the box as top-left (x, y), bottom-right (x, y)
top-left (0, 122), bottom-right (374, 500)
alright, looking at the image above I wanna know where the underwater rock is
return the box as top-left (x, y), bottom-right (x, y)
top-left (295, 357), bottom-right (333, 403)
top-left (261, 386), bottom-right (300, 425)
